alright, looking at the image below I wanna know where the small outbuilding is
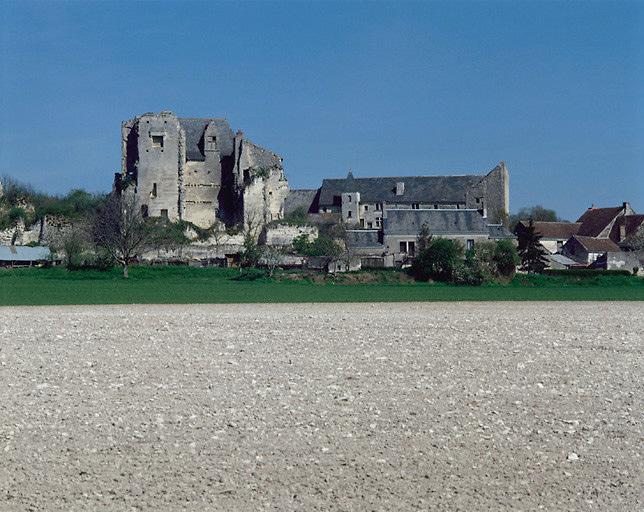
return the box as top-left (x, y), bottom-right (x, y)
top-left (0, 246), bottom-right (53, 267)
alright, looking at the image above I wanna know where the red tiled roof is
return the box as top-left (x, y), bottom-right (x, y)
top-left (576, 207), bottom-right (623, 237)
top-left (570, 235), bottom-right (621, 253)
top-left (519, 221), bottom-right (581, 239)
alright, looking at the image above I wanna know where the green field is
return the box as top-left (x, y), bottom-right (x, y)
top-left (0, 266), bottom-right (642, 305)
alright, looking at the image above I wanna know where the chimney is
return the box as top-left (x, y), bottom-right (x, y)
top-left (623, 201), bottom-right (630, 211)
top-left (589, 204), bottom-right (596, 210)
top-left (395, 182), bottom-right (405, 196)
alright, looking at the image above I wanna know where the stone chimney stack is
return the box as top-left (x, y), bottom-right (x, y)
top-left (395, 181), bottom-right (405, 196)
top-left (623, 201), bottom-right (630, 210)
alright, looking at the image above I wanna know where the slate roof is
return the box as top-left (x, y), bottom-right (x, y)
top-left (318, 175), bottom-right (483, 206)
top-left (284, 189), bottom-right (319, 214)
top-left (0, 245), bottom-right (51, 262)
top-left (178, 118), bottom-right (234, 161)
top-left (576, 207), bottom-right (623, 237)
top-left (518, 221), bottom-right (581, 240)
top-left (487, 224), bottom-right (515, 240)
top-left (548, 253), bottom-right (579, 267)
top-left (346, 230), bottom-right (381, 248)
top-left (568, 235), bottom-right (621, 253)
top-left (383, 209), bottom-right (488, 236)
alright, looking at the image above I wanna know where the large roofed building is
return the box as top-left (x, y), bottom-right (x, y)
top-left (292, 162), bottom-right (509, 229)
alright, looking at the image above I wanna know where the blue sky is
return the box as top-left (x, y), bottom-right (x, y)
top-left (1, 0), bottom-right (642, 220)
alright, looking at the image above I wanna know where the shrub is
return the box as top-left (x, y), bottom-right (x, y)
top-left (493, 240), bottom-right (520, 278)
top-left (293, 234), bottom-right (342, 258)
top-left (411, 238), bottom-right (464, 282)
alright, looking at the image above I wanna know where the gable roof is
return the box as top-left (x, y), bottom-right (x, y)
top-left (620, 215), bottom-right (644, 239)
top-left (318, 175), bottom-right (483, 206)
top-left (0, 245), bottom-right (51, 262)
top-left (383, 209), bottom-right (488, 236)
top-left (576, 206), bottom-right (623, 237)
top-left (178, 118), bottom-right (234, 161)
top-left (518, 221), bottom-right (581, 239)
top-left (346, 230), bottom-right (381, 248)
top-left (488, 224), bottom-right (515, 240)
top-left (567, 235), bottom-right (621, 253)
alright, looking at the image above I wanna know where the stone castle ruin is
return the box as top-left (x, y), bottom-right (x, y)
top-left (116, 111), bottom-right (288, 228)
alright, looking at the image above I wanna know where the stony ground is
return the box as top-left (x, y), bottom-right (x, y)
top-left (0, 303), bottom-right (642, 511)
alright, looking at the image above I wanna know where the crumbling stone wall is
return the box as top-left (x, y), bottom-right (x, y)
top-left (262, 224), bottom-right (318, 247)
top-left (119, 112), bottom-right (289, 231)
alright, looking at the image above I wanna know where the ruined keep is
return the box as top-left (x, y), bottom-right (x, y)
top-left (116, 111), bottom-right (288, 228)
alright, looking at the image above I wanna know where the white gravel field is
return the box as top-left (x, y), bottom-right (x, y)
top-left (0, 302), bottom-right (642, 511)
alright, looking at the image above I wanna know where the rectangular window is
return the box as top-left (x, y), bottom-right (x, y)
top-left (348, 195), bottom-right (352, 202)
top-left (412, 203), bottom-right (420, 209)
top-left (347, 210), bottom-right (352, 218)
top-left (360, 219), bottom-right (365, 228)
top-left (151, 183), bottom-right (157, 198)
top-left (364, 205), bottom-right (369, 211)
top-left (140, 204), bottom-right (149, 217)
top-left (375, 217), bottom-right (381, 227)
top-left (151, 135), bottom-right (164, 148)
top-left (467, 239), bottom-right (474, 251)
top-left (367, 222), bottom-right (373, 228)
top-left (434, 204), bottom-right (438, 209)
top-left (376, 203), bottom-right (382, 211)
top-left (400, 241), bottom-right (407, 253)
top-left (408, 241), bottom-right (415, 255)
top-left (160, 209), bottom-right (168, 219)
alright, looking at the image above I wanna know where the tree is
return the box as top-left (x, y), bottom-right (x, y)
top-left (517, 219), bottom-right (549, 273)
top-left (418, 223), bottom-right (431, 251)
top-left (411, 238), bottom-right (464, 282)
top-left (239, 214), bottom-right (264, 268)
top-left (93, 193), bottom-right (155, 278)
top-left (493, 239), bottom-right (520, 279)
top-left (262, 245), bottom-right (285, 277)
top-left (509, 205), bottom-right (560, 230)
top-left (620, 225), bottom-right (644, 251)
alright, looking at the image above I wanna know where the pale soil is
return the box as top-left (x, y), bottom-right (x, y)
top-left (0, 303), bottom-right (642, 511)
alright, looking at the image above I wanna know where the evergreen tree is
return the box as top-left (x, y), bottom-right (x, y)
top-left (517, 219), bottom-right (549, 273)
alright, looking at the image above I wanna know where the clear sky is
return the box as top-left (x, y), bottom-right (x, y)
top-left (1, 0), bottom-right (642, 220)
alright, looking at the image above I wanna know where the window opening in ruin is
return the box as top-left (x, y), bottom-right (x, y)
top-left (400, 241), bottom-right (407, 253)
top-left (151, 183), bottom-right (157, 198)
top-left (375, 218), bottom-right (381, 227)
top-left (364, 205), bottom-right (369, 211)
top-left (434, 204), bottom-right (438, 209)
top-left (367, 222), bottom-right (373, 228)
top-left (467, 239), bottom-right (474, 251)
top-left (376, 203), bottom-right (382, 211)
top-left (408, 241), bottom-right (415, 255)
top-left (160, 209), bottom-right (168, 219)
top-left (151, 135), bottom-right (164, 148)
top-left (141, 204), bottom-right (149, 217)
top-left (412, 203), bottom-right (420, 209)
top-left (360, 219), bottom-right (365, 228)
top-left (348, 195), bottom-right (352, 202)
top-left (347, 211), bottom-right (352, 218)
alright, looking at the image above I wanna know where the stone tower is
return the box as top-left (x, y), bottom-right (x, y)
top-left (118, 111), bottom-right (288, 228)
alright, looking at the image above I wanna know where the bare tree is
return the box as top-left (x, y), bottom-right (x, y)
top-left (262, 245), bottom-right (285, 277)
top-left (240, 213), bottom-right (265, 268)
top-left (93, 193), bottom-right (155, 278)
